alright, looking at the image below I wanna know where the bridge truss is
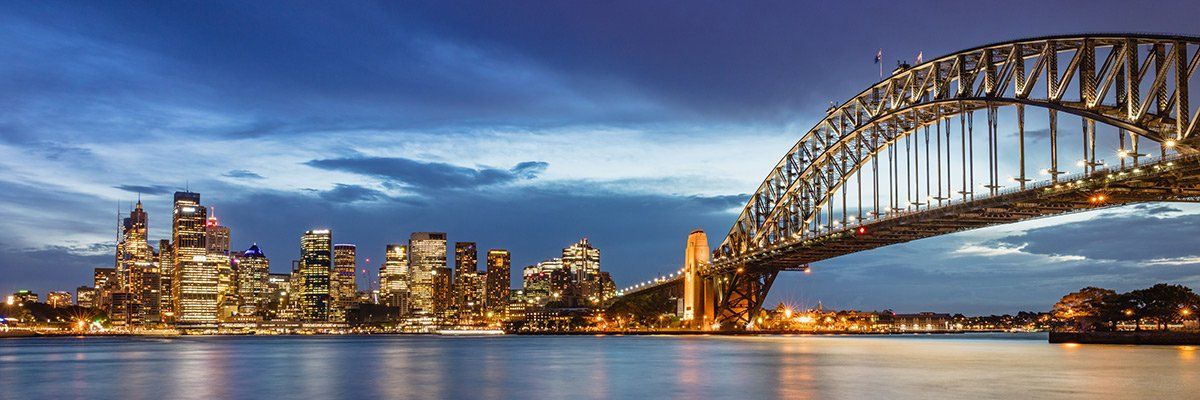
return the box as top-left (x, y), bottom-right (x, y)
top-left (619, 34), bottom-right (1200, 330)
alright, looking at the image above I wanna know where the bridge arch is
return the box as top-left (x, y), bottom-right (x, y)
top-left (717, 34), bottom-right (1200, 263)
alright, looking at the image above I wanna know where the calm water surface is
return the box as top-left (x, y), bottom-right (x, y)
top-left (1, 333), bottom-right (1197, 399)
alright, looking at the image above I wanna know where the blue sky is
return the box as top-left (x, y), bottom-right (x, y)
top-left (3, 1), bottom-right (1200, 314)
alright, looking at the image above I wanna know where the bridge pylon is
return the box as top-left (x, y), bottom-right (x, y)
top-left (681, 229), bottom-right (714, 330)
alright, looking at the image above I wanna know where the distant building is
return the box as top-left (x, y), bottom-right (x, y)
top-left (893, 312), bottom-right (953, 331)
top-left (453, 242), bottom-right (483, 319)
top-left (265, 273), bottom-right (294, 320)
top-left (235, 244), bottom-right (271, 318)
top-left (12, 290), bottom-right (39, 304)
top-left (485, 249), bottom-right (511, 313)
top-left (433, 266), bottom-right (453, 316)
top-left (172, 191), bottom-right (218, 326)
top-left (331, 244), bottom-right (358, 322)
top-left (75, 286), bottom-right (97, 308)
top-left (379, 244), bottom-right (409, 313)
top-left (408, 232), bottom-right (446, 315)
top-left (562, 238), bottom-right (601, 304)
top-left (205, 213), bottom-right (234, 321)
top-left (157, 239), bottom-right (174, 324)
top-left (299, 229), bottom-right (332, 321)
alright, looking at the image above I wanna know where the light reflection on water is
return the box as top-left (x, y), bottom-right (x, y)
top-left (1, 333), bottom-right (1196, 399)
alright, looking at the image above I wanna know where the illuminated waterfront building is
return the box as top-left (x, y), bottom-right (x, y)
top-left (157, 239), bottom-right (174, 324)
top-left (379, 244), bottom-right (409, 312)
top-left (331, 244), bottom-right (358, 322)
top-left (115, 199), bottom-right (158, 325)
top-left (116, 200), bottom-right (153, 291)
top-left (453, 242), bottom-right (484, 318)
top-left (433, 266), bottom-right (453, 316)
top-left (172, 191), bottom-right (218, 326)
top-left (11, 290), bottom-right (39, 304)
top-left (265, 273), bottom-right (294, 320)
top-left (93, 267), bottom-right (117, 310)
top-left (485, 249), bottom-right (511, 313)
top-left (408, 232), bottom-right (446, 315)
top-left (47, 291), bottom-right (72, 308)
top-left (75, 286), bottom-right (97, 308)
top-left (204, 214), bottom-right (235, 321)
top-left (299, 229), bottom-right (332, 321)
top-left (235, 244), bottom-right (270, 317)
top-left (562, 238), bottom-right (602, 304)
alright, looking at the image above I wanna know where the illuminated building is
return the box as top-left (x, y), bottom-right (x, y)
top-left (453, 242), bottom-right (483, 319)
top-left (235, 244), bottom-right (270, 318)
top-left (12, 290), bottom-right (39, 304)
top-left (157, 239), bottom-right (174, 324)
top-left (485, 249), bottom-right (511, 313)
top-left (433, 266), bottom-right (453, 316)
top-left (300, 229), bottom-right (332, 321)
top-left (76, 286), bottom-right (97, 308)
top-left (205, 214), bottom-right (235, 321)
top-left (115, 199), bottom-right (157, 325)
top-left (408, 232), bottom-right (446, 315)
top-left (331, 244), bottom-right (358, 322)
top-left (93, 267), bottom-right (117, 310)
top-left (265, 273), bottom-right (293, 320)
top-left (172, 191), bottom-right (218, 326)
top-left (379, 244), bottom-right (409, 313)
top-left (561, 238), bottom-right (601, 304)
top-left (682, 229), bottom-right (710, 326)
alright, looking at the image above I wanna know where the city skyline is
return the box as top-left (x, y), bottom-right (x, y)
top-left (4, 1), bottom-right (1200, 315)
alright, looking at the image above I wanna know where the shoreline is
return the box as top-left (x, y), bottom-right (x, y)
top-left (1049, 331), bottom-right (1200, 345)
top-left (3, 329), bottom-right (1017, 338)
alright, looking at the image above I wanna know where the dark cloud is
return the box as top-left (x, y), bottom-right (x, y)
top-left (305, 156), bottom-right (548, 192)
top-left (222, 169), bottom-right (265, 179)
top-left (113, 184), bottom-right (173, 195)
top-left (318, 184), bottom-right (388, 203)
top-left (990, 208), bottom-right (1200, 262)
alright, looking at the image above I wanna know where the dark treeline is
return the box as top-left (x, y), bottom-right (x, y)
top-left (1053, 284), bottom-right (1200, 332)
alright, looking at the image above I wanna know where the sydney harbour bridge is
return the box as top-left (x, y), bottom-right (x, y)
top-left (611, 34), bottom-right (1200, 330)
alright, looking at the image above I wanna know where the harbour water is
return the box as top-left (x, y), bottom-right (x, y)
top-left (2, 333), bottom-right (1197, 399)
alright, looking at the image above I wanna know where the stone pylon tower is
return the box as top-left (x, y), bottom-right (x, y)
top-left (682, 229), bottom-right (712, 329)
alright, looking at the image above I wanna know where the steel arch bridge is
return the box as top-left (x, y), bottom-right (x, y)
top-left (613, 33), bottom-right (1200, 330)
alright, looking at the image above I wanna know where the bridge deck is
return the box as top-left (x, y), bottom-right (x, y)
top-left (707, 154), bottom-right (1200, 276)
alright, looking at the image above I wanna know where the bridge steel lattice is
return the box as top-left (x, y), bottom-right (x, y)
top-left (616, 34), bottom-right (1200, 330)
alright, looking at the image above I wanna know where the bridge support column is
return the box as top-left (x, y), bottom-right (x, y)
top-left (682, 230), bottom-right (710, 330)
top-left (713, 268), bottom-right (778, 331)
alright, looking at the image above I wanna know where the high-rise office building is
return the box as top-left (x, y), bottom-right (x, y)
top-left (115, 200), bottom-right (156, 325)
top-left (157, 239), bottom-right (174, 324)
top-left (433, 266), bottom-right (453, 316)
top-left (408, 232), bottom-right (446, 315)
top-left (485, 249), bottom-right (511, 312)
top-left (235, 244), bottom-right (270, 318)
top-left (93, 267), bottom-right (117, 310)
top-left (205, 214), bottom-right (235, 321)
top-left (299, 229), bottom-right (332, 321)
top-left (453, 242), bottom-right (483, 317)
top-left (265, 273), bottom-right (293, 320)
top-left (172, 191), bottom-right (218, 326)
top-left (379, 244), bottom-right (409, 312)
top-left (562, 238), bottom-right (602, 303)
top-left (331, 244), bottom-right (358, 322)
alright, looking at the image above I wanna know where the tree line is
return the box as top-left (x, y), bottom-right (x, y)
top-left (1052, 284), bottom-right (1200, 332)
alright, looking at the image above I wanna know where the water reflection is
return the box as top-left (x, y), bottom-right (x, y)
top-left (1, 333), bottom-right (1198, 399)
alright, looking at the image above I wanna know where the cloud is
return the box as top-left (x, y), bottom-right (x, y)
top-left (1144, 256), bottom-right (1200, 266)
top-left (222, 169), bottom-right (265, 179)
top-left (318, 184), bottom-right (389, 203)
top-left (113, 184), bottom-right (173, 195)
top-left (305, 156), bottom-right (549, 192)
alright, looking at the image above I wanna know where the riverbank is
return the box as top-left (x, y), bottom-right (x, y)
top-left (1049, 331), bottom-right (1200, 345)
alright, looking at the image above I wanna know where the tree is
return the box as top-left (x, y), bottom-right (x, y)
top-left (1052, 287), bottom-right (1116, 332)
top-left (1126, 284), bottom-right (1200, 331)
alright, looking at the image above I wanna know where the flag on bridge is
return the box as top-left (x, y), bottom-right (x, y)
top-left (916, 51), bottom-right (924, 64)
top-left (875, 49), bottom-right (883, 78)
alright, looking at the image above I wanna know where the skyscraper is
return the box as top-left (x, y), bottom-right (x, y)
top-left (205, 214), bottom-right (235, 321)
top-left (562, 238), bottom-right (601, 303)
top-left (453, 242), bottom-right (483, 318)
top-left (408, 232), bottom-right (446, 315)
top-left (235, 244), bottom-right (270, 318)
top-left (157, 239), bottom-right (174, 324)
top-left (115, 199), bottom-right (156, 325)
top-left (485, 249), bottom-right (511, 312)
top-left (299, 229), bottom-right (332, 321)
top-left (172, 191), bottom-right (218, 326)
top-left (331, 244), bottom-right (358, 322)
top-left (379, 244), bottom-right (409, 312)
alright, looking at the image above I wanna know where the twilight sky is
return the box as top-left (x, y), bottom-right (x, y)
top-left (3, 1), bottom-right (1200, 314)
